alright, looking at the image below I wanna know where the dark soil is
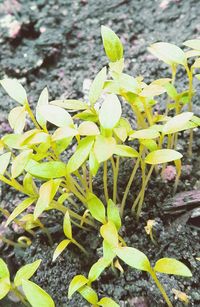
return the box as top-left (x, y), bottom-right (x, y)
top-left (0, 0), bottom-right (200, 306)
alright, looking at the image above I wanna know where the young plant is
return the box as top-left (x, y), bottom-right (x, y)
top-left (0, 25), bottom-right (198, 306)
top-left (0, 258), bottom-right (54, 306)
top-left (69, 196), bottom-right (192, 307)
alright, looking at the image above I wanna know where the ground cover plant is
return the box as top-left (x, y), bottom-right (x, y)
top-left (0, 26), bottom-right (200, 306)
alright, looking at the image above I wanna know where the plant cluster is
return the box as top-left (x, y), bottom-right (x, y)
top-left (0, 26), bottom-right (200, 306)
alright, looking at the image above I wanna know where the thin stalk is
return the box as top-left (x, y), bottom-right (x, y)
top-left (0, 175), bottom-right (28, 195)
top-left (25, 102), bottom-right (41, 129)
top-left (185, 65), bottom-right (193, 156)
top-left (89, 170), bottom-right (93, 193)
top-left (165, 65), bottom-right (177, 117)
top-left (136, 159), bottom-right (146, 219)
top-left (51, 201), bottom-right (95, 228)
top-left (141, 97), bottom-right (153, 126)
top-left (82, 164), bottom-right (89, 192)
top-left (110, 157), bottom-right (117, 204)
top-left (103, 161), bottom-right (109, 203)
top-left (72, 239), bottom-right (88, 255)
top-left (131, 105), bottom-right (147, 129)
top-left (0, 235), bottom-right (24, 249)
top-left (11, 284), bottom-right (29, 306)
top-left (149, 269), bottom-right (172, 307)
top-left (131, 165), bottom-right (154, 214)
top-left (120, 158), bottom-right (140, 217)
top-left (72, 176), bottom-right (87, 197)
top-left (66, 177), bottom-right (87, 204)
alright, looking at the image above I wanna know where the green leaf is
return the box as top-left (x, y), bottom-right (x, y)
top-left (98, 297), bottom-right (119, 307)
top-left (63, 211), bottom-right (72, 239)
top-left (0, 79), bottom-right (27, 105)
top-left (25, 159), bottom-right (66, 179)
top-left (14, 259), bottom-right (41, 287)
top-left (67, 136), bottom-right (94, 173)
top-left (88, 258), bottom-right (111, 282)
top-left (23, 173), bottom-right (38, 195)
top-left (192, 58), bottom-right (200, 68)
top-left (36, 87), bottom-right (49, 129)
top-left (5, 198), bottom-right (35, 226)
top-left (107, 199), bottom-right (121, 231)
top-left (129, 128), bottom-right (160, 139)
top-left (101, 26), bottom-right (123, 62)
top-left (34, 179), bottom-right (61, 219)
top-left (68, 275), bottom-right (89, 299)
top-left (8, 106), bottom-right (26, 134)
top-left (52, 126), bottom-right (78, 141)
top-left (148, 42), bottom-right (187, 66)
top-left (2, 134), bottom-right (25, 149)
top-left (162, 112), bottom-right (193, 134)
top-left (184, 39), bottom-right (200, 51)
top-left (78, 285), bottom-right (98, 304)
top-left (87, 193), bottom-right (106, 224)
top-left (89, 150), bottom-right (99, 176)
top-left (154, 258), bottom-right (192, 277)
top-left (50, 99), bottom-right (88, 111)
top-left (99, 94), bottom-right (122, 129)
top-left (100, 221), bottom-right (118, 247)
top-left (0, 258), bottom-right (10, 300)
top-left (52, 239), bottom-right (71, 262)
top-left (89, 67), bottom-right (107, 105)
top-left (38, 105), bottom-right (73, 127)
top-left (140, 139), bottom-right (157, 152)
top-left (116, 247), bottom-right (151, 272)
top-left (74, 110), bottom-right (98, 122)
top-left (22, 279), bottom-right (55, 307)
top-left (109, 58), bottom-right (124, 74)
top-left (55, 137), bottom-right (73, 155)
top-left (103, 240), bottom-right (116, 262)
top-left (145, 149), bottom-right (182, 165)
top-left (0, 152), bottom-right (11, 175)
top-left (11, 149), bottom-right (32, 178)
top-left (113, 145), bottom-right (139, 158)
top-left (165, 83), bottom-right (178, 100)
top-left (140, 84), bottom-right (166, 97)
top-left (78, 121), bottom-right (100, 136)
top-left (94, 136), bottom-right (116, 163)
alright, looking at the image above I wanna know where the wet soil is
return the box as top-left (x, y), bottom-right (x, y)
top-left (0, 0), bottom-right (200, 306)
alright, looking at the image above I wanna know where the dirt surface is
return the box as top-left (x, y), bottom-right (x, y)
top-left (0, 0), bottom-right (200, 306)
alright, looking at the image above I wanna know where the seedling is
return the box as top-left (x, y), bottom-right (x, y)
top-left (0, 26), bottom-right (198, 306)
top-left (0, 258), bottom-right (54, 306)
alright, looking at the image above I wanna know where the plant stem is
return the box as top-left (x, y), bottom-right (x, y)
top-left (72, 239), bottom-right (88, 255)
top-left (89, 170), bottom-right (93, 193)
top-left (0, 175), bottom-right (28, 195)
top-left (149, 269), bottom-right (172, 307)
top-left (103, 161), bottom-right (109, 203)
top-left (141, 97), bottom-right (153, 126)
top-left (131, 165), bottom-right (154, 214)
top-left (11, 284), bottom-right (29, 306)
top-left (136, 159), bottom-right (146, 219)
top-left (185, 65), bottom-right (193, 156)
top-left (111, 157), bottom-right (118, 204)
top-left (120, 158), bottom-right (140, 217)
top-left (51, 201), bottom-right (95, 228)
top-left (25, 102), bottom-right (41, 129)
top-left (82, 164), bottom-right (89, 192)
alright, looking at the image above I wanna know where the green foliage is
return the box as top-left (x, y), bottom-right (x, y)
top-left (0, 258), bottom-right (54, 306)
top-left (0, 25), bottom-right (199, 307)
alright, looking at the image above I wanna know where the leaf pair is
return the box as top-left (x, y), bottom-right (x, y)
top-left (0, 258), bottom-right (54, 306)
top-left (86, 194), bottom-right (121, 230)
top-left (68, 274), bottom-right (119, 306)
